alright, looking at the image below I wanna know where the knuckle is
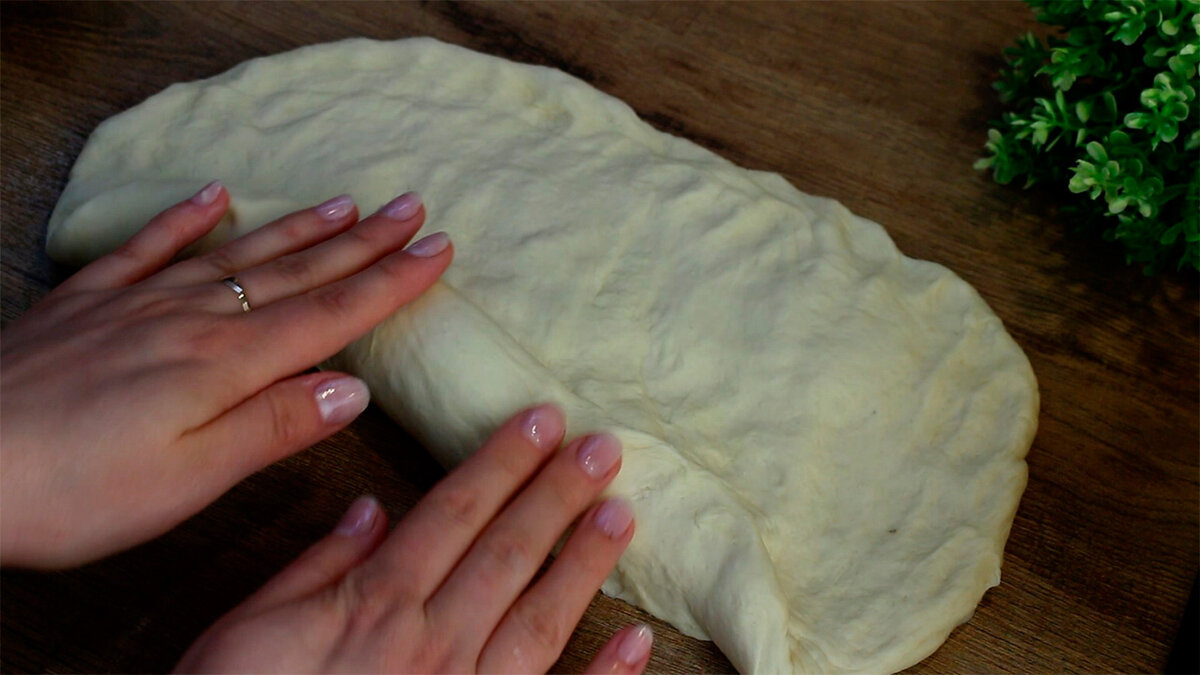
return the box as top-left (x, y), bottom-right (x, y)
top-left (405, 631), bottom-right (453, 673)
top-left (513, 601), bottom-right (567, 656)
top-left (334, 568), bottom-right (424, 646)
top-left (346, 221), bottom-right (389, 248)
top-left (311, 285), bottom-right (355, 317)
top-left (278, 215), bottom-right (312, 241)
top-left (375, 252), bottom-right (413, 281)
top-left (110, 240), bottom-right (145, 263)
top-left (488, 444), bottom-right (543, 489)
top-left (269, 252), bottom-right (315, 284)
top-left (124, 289), bottom-right (186, 320)
top-left (427, 485), bottom-right (482, 531)
top-left (37, 292), bottom-right (92, 324)
top-left (200, 247), bottom-right (239, 278)
top-left (544, 473), bottom-right (582, 515)
top-left (336, 569), bottom-right (396, 631)
top-left (479, 528), bottom-right (535, 572)
top-left (177, 316), bottom-right (236, 354)
top-left (262, 386), bottom-right (307, 448)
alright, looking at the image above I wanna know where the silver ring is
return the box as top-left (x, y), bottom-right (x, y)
top-left (221, 276), bottom-right (252, 312)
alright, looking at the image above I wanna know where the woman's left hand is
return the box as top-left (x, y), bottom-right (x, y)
top-left (1, 182), bottom-right (450, 568)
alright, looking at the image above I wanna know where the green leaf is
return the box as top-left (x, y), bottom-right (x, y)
top-left (1076, 100), bottom-right (1093, 122)
top-left (1103, 91), bottom-right (1120, 118)
top-left (1125, 111), bottom-right (1151, 128)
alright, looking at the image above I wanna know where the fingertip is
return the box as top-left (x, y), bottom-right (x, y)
top-left (59, 179), bottom-right (230, 292)
top-left (314, 374), bottom-right (371, 426)
top-left (333, 495), bottom-right (384, 538)
top-left (170, 179), bottom-right (229, 238)
top-left (516, 402), bottom-right (566, 452)
top-left (314, 194), bottom-right (357, 222)
top-left (403, 231), bottom-right (450, 258)
top-left (591, 496), bottom-right (635, 541)
top-left (585, 624), bottom-right (654, 675)
top-left (575, 432), bottom-right (622, 481)
top-left (190, 179), bottom-right (225, 207)
top-left (616, 624), bottom-right (654, 671)
top-left (377, 191), bottom-right (423, 221)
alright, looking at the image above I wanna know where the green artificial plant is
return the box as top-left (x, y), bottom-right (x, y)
top-left (976, 0), bottom-right (1200, 274)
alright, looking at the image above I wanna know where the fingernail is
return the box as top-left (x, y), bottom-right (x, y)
top-left (576, 433), bottom-right (621, 479)
top-left (593, 497), bottom-right (634, 539)
top-left (616, 624), bottom-right (654, 665)
top-left (378, 191), bottom-right (422, 220)
top-left (519, 404), bottom-right (563, 451)
top-left (404, 231), bottom-right (450, 258)
top-left (316, 194), bottom-right (355, 221)
top-left (315, 376), bottom-right (370, 425)
top-left (334, 495), bottom-right (379, 537)
top-left (191, 180), bottom-right (223, 206)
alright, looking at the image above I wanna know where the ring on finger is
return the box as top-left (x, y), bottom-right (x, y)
top-left (221, 276), bottom-right (252, 312)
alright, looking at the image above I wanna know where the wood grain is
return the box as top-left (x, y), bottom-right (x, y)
top-left (1, 2), bottom-right (1196, 673)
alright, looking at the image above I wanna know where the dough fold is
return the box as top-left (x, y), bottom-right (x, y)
top-left (328, 283), bottom-right (795, 672)
top-left (46, 37), bottom-right (1038, 673)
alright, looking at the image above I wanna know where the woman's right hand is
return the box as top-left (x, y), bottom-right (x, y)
top-left (176, 404), bottom-right (652, 674)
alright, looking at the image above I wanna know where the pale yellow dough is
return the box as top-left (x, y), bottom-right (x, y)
top-left (47, 38), bottom-right (1038, 674)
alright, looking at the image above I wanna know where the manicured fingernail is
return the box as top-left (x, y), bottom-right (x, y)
top-left (593, 497), bottom-right (634, 539)
top-left (519, 404), bottom-right (563, 451)
top-left (191, 180), bottom-right (223, 206)
top-left (378, 191), bottom-right (422, 220)
top-left (334, 495), bottom-right (379, 537)
top-left (576, 433), bottom-right (621, 479)
top-left (315, 376), bottom-right (370, 425)
top-left (616, 624), bottom-right (654, 666)
top-left (316, 194), bottom-right (355, 221)
top-left (404, 231), bottom-right (450, 257)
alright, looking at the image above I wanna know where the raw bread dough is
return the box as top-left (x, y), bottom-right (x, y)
top-left (46, 38), bottom-right (1038, 673)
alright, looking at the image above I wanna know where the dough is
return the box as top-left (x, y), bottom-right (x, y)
top-left (46, 38), bottom-right (1038, 673)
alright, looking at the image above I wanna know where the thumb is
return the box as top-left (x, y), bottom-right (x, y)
top-left (175, 495), bottom-right (389, 673)
top-left (233, 495), bottom-right (389, 615)
top-left (182, 371), bottom-right (370, 480)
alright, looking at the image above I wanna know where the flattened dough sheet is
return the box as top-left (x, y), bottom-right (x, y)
top-left (47, 38), bottom-right (1038, 673)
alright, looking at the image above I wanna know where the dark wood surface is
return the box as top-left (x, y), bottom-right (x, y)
top-left (2, 2), bottom-right (1197, 673)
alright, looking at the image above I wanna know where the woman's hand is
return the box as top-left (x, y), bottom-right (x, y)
top-left (176, 404), bottom-right (651, 675)
top-left (1, 182), bottom-right (451, 568)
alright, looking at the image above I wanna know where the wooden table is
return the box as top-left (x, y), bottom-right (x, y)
top-left (2, 2), bottom-right (1196, 672)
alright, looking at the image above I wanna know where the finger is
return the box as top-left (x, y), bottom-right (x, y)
top-left (180, 372), bottom-right (370, 482)
top-left (582, 624), bottom-right (655, 675)
top-left (427, 433), bottom-right (622, 648)
top-left (232, 496), bottom-right (388, 616)
top-left (151, 193), bottom-right (361, 287)
top-left (233, 230), bottom-right (452, 383)
top-left (350, 404), bottom-right (566, 598)
top-left (215, 193), bottom-right (426, 308)
top-left (53, 180), bottom-right (228, 295)
top-left (478, 497), bottom-right (636, 673)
